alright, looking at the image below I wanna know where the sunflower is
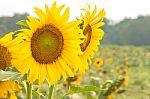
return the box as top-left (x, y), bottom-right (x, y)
top-left (78, 4), bottom-right (105, 74)
top-left (106, 93), bottom-right (114, 99)
top-left (11, 2), bottom-right (83, 85)
top-left (0, 32), bottom-right (23, 69)
top-left (93, 58), bottom-right (103, 69)
top-left (0, 33), bottom-right (22, 98)
top-left (0, 81), bottom-right (21, 99)
top-left (106, 58), bottom-right (113, 64)
top-left (123, 76), bottom-right (128, 86)
top-left (67, 74), bottom-right (82, 85)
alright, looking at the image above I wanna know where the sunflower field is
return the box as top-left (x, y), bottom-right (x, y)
top-left (0, 1), bottom-right (150, 99)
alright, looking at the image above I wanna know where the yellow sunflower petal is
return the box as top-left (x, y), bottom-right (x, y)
top-left (39, 64), bottom-right (47, 86)
top-left (28, 61), bottom-right (40, 83)
top-left (61, 7), bottom-right (69, 22)
top-left (0, 32), bottom-right (14, 44)
top-left (34, 7), bottom-right (46, 26)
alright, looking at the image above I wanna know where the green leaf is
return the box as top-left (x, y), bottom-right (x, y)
top-left (5, 66), bottom-right (19, 72)
top-left (65, 85), bottom-right (101, 96)
top-left (32, 90), bottom-right (46, 98)
top-left (0, 70), bottom-right (20, 81)
top-left (16, 20), bottom-right (28, 27)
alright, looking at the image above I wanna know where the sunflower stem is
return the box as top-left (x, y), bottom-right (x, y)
top-left (48, 85), bottom-right (55, 99)
top-left (27, 82), bottom-right (32, 99)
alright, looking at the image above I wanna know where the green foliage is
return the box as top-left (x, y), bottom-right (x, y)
top-left (17, 20), bottom-right (28, 27)
top-left (102, 16), bottom-right (150, 46)
top-left (65, 85), bottom-right (101, 95)
top-left (98, 77), bottom-right (126, 99)
top-left (0, 13), bottom-right (28, 37)
top-left (0, 69), bottom-right (20, 81)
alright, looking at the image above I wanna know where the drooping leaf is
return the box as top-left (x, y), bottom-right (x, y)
top-left (65, 85), bottom-right (102, 96)
top-left (0, 70), bottom-right (20, 81)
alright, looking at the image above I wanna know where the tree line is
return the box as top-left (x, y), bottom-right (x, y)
top-left (102, 16), bottom-right (150, 46)
top-left (0, 13), bottom-right (28, 36)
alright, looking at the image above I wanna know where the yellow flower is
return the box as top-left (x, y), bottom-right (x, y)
top-left (0, 32), bottom-right (22, 70)
top-left (116, 65), bottom-right (129, 75)
top-left (106, 93), bottom-right (114, 99)
top-left (102, 70), bottom-right (108, 76)
top-left (123, 76), bottom-right (128, 86)
top-left (106, 58), bottom-right (113, 64)
top-left (78, 4), bottom-right (105, 74)
top-left (11, 2), bottom-right (83, 85)
top-left (67, 74), bottom-right (82, 85)
top-left (93, 58), bottom-right (103, 69)
top-left (0, 81), bottom-right (21, 99)
top-left (0, 33), bottom-right (22, 99)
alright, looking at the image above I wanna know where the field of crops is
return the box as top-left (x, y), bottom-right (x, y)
top-left (2, 45), bottom-right (149, 99)
top-left (94, 45), bottom-right (150, 99)
top-left (48, 45), bottom-right (150, 99)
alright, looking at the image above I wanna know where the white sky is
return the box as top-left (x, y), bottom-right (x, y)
top-left (0, 0), bottom-right (149, 22)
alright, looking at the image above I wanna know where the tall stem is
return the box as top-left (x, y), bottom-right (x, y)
top-left (48, 85), bottom-right (55, 99)
top-left (27, 82), bottom-right (32, 99)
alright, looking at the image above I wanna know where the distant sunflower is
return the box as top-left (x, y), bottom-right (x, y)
top-left (106, 93), bottom-right (114, 99)
top-left (93, 58), bottom-right (103, 69)
top-left (12, 2), bottom-right (83, 85)
top-left (79, 5), bottom-right (105, 73)
top-left (123, 76), bottom-right (128, 86)
top-left (0, 33), bottom-right (22, 99)
top-left (67, 74), bottom-right (82, 85)
top-left (106, 58), bottom-right (113, 64)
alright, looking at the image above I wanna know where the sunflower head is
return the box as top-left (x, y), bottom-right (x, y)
top-left (93, 58), bottom-right (104, 69)
top-left (106, 58), bottom-right (113, 64)
top-left (77, 4), bottom-right (105, 74)
top-left (0, 81), bottom-right (21, 98)
top-left (0, 33), bottom-right (22, 98)
top-left (0, 32), bottom-right (22, 70)
top-left (67, 74), bottom-right (82, 85)
top-left (12, 2), bottom-right (83, 85)
top-left (123, 76), bottom-right (128, 86)
top-left (106, 93), bottom-right (114, 99)
top-left (80, 4), bottom-right (105, 54)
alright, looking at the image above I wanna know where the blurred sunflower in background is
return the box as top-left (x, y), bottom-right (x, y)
top-left (11, 2), bottom-right (84, 85)
top-left (67, 74), bottom-right (82, 85)
top-left (78, 4), bottom-right (105, 74)
top-left (0, 33), bottom-right (22, 99)
top-left (123, 76), bottom-right (128, 86)
top-left (106, 58), bottom-right (113, 64)
top-left (93, 58), bottom-right (104, 69)
top-left (106, 93), bottom-right (114, 99)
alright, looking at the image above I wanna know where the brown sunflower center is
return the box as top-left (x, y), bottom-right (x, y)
top-left (0, 44), bottom-right (12, 70)
top-left (80, 24), bottom-right (92, 52)
top-left (97, 61), bottom-right (100, 64)
top-left (31, 25), bottom-right (64, 64)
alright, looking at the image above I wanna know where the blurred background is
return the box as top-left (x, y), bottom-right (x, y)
top-left (0, 0), bottom-right (150, 99)
top-left (0, 0), bottom-right (150, 46)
